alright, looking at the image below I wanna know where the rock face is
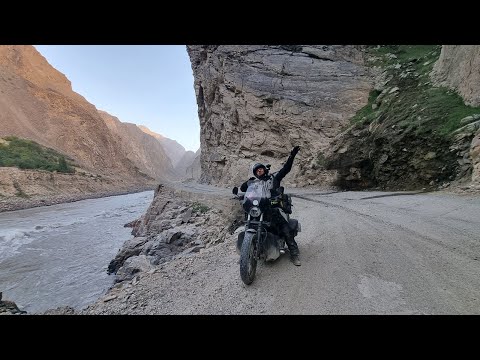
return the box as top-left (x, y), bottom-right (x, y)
top-left (99, 111), bottom-right (178, 181)
top-left (187, 45), bottom-right (372, 187)
top-left (431, 46), bottom-right (480, 107)
top-left (472, 132), bottom-right (480, 184)
top-left (431, 45), bottom-right (480, 186)
top-left (0, 46), bottom-right (143, 181)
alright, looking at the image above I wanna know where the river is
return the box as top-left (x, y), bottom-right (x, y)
top-left (0, 190), bottom-right (153, 314)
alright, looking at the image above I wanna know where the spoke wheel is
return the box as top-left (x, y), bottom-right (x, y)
top-left (240, 232), bottom-right (257, 285)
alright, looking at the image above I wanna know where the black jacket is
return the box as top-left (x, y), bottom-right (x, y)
top-left (240, 152), bottom-right (297, 195)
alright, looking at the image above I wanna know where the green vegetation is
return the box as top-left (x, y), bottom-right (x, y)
top-left (350, 89), bottom-right (382, 124)
top-left (0, 136), bottom-right (75, 173)
top-left (192, 201), bottom-right (210, 214)
top-left (351, 45), bottom-right (480, 137)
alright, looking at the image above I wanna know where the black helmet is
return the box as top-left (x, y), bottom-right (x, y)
top-left (253, 163), bottom-right (268, 178)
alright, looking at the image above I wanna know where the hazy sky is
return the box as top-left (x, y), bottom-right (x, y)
top-left (34, 45), bottom-right (200, 152)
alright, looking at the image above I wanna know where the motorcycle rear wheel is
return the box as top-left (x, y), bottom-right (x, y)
top-left (240, 232), bottom-right (257, 285)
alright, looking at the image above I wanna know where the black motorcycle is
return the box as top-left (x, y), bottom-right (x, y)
top-left (232, 180), bottom-right (301, 285)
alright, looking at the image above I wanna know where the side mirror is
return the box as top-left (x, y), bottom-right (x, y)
top-left (266, 164), bottom-right (271, 170)
top-left (279, 186), bottom-right (284, 194)
top-left (232, 186), bottom-right (238, 195)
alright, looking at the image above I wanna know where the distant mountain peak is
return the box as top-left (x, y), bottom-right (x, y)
top-left (138, 125), bottom-right (188, 167)
top-left (138, 125), bottom-right (164, 140)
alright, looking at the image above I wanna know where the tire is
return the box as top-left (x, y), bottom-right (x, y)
top-left (240, 232), bottom-right (257, 285)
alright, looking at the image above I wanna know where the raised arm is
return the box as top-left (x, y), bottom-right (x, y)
top-left (274, 146), bottom-right (300, 183)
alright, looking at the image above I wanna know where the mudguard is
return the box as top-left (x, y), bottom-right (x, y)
top-left (236, 231), bottom-right (245, 253)
top-left (265, 232), bottom-right (280, 261)
top-left (237, 229), bottom-right (257, 253)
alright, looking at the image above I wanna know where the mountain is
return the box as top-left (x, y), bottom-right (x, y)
top-left (138, 125), bottom-right (186, 167)
top-left (0, 45), bottom-right (146, 181)
top-left (138, 125), bottom-right (198, 178)
top-left (98, 111), bottom-right (178, 181)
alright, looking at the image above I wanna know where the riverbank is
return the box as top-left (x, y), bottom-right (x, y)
top-left (0, 186), bottom-right (155, 213)
top-left (0, 167), bottom-right (159, 213)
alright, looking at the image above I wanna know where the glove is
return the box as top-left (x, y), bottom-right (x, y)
top-left (291, 146), bottom-right (300, 156)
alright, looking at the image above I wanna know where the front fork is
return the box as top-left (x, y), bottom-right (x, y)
top-left (246, 213), bottom-right (264, 259)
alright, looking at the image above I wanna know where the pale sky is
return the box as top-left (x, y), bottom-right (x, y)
top-left (34, 45), bottom-right (200, 152)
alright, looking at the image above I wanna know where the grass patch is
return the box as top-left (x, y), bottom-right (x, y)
top-left (368, 45), bottom-right (439, 69)
top-left (420, 87), bottom-right (480, 136)
top-left (350, 89), bottom-right (382, 124)
top-left (0, 136), bottom-right (75, 173)
top-left (352, 45), bottom-right (480, 138)
top-left (192, 202), bottom-right (210, 214)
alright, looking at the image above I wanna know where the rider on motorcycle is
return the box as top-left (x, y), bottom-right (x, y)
top-left (239, 146), bottom-right (301, 266)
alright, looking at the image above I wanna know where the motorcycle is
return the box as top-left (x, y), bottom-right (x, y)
top-left (232, 180), bottom-right (301, 285)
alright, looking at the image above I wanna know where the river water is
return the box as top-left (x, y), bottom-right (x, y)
top-left (0, 191), bottom-right (153, 314)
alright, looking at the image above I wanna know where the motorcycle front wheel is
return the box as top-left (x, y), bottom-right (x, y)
top-left (240, 232), bottom-right (258, 285)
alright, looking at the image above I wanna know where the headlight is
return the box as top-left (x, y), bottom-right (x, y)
top-left (253, 200), bottom-right (259, 206)
top-left (249, 206), bottom-right (261, 217)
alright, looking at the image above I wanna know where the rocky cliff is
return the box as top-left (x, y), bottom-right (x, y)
top-left (99, 111), bottom-right (178, 181)
top-left (431, 46), bottom-right (480, 107)
top-left (187, 45), bottom-right (372, 187)
top-left (431, 45), bottom-right (480, 187)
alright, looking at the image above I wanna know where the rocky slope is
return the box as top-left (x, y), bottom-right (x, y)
top-left (0, 167), bottom-right (151, 212)
top-left (187, 45), bottom-right (372, 187)
top-left (0, 46), bottom-right (143, 180)
top-left (324, 45), bottom-right (480, 191)
top-left (105, 183), bottom-right (242, 284)
top-left (99, 111), bottom-right (178, 181)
